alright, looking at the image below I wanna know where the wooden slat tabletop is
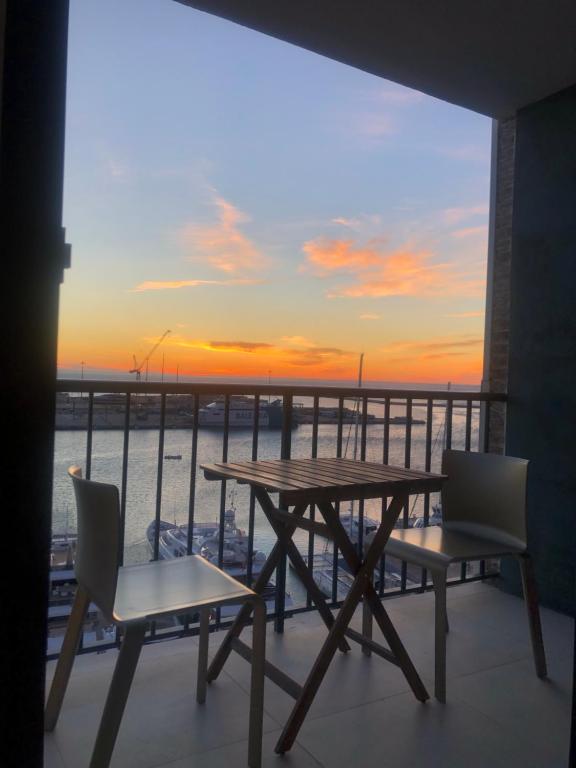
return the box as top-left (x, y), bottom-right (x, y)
top-left (201, 457), bottom-right (446, 505)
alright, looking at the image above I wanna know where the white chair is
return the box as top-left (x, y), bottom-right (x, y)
top-left (45, 467), bottom-right (266, 767)
top-left (384, 449), bottom-right (547, 701)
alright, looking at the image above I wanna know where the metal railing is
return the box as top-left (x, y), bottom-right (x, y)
top-left (48, 380), bottom-right (506, 658)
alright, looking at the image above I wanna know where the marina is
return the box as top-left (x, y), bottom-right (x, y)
top-left (55, 392), bottom-right (436, 430)
top-left (47, 383), bottom-right (479, 652)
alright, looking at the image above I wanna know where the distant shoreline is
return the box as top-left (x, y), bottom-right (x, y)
top-left (57, 369), bottom-right (480, 391)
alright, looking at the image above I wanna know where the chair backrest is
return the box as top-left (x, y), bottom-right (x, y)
top-left (68, 466), bottom-right (120, 623)
top-left (441, 450), bottom-right (528, 550)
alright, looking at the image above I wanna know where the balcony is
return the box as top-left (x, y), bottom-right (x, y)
top-left (44, 580), bottom-right (572, 767)
top-left (45, 380), bottom-right (571, 766)
top-left (49, 381), bottom-right (504, 656)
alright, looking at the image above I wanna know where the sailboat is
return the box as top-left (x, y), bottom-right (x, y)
top-left (407, 382), bottom-right (449, 527)
top-left (338, 353), bottom-right (380, 542)
top-left (295, 354), bottom-right (382, 599)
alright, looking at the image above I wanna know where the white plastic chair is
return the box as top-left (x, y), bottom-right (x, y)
top-left (45, 467), bottom-right (266, 767)
top-left (384, 449), bottom-right (547, 701)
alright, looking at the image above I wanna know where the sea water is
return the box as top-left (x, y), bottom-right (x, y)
top-left (51, 393), bottom-right (480, 608)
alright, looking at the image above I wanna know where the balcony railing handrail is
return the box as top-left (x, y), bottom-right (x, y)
top-left (56, 379), bottom-right (507, 402)
top-left (48, 378), bottom-right (507, 659)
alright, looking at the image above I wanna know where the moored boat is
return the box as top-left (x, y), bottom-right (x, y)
top-left (198, 396), bottom-right (270, 428)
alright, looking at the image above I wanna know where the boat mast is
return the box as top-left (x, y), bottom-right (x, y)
top-left (352, 353), bottom-right (364, 461)
top-left (349, 353), bottom-right (364, 536)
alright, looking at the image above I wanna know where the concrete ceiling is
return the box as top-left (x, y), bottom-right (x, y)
top-left (175, 1), bottom-right (576, 117)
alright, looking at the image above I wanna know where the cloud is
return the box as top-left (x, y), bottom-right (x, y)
top-left (283, 346), bottom-right (352, 367)
top-left (173, 338), bottom-right (273, 353)
top-left (359, 313), bottom-right (380, 320)
top-left (131, 278), bottom-right (260, 292)
top-left (354, 114), bottom-right (396, 138)
top-left (281, 336), bottom-right (315, 347)
top-left (107, 159), bottom-right (129, 179)
top-left (170, 335), bottom-right (354, 368)
top-left (178, 195), bottom-right (266, 273)
top-left (437, 145), bottom-right (489, 163)
top-left (331, 214), bottom-right (383, 233)
top-left (371, 87), bottom-right (425, 106)
top-left (442, 205), bottom-right (488, 226)
top-left (206, 341), bottom-right (273, 353)
top-left (444, 311), bottom-right (484, 318)
top-left (451, 225), bottom-right (488, 239)
top-left (302, 237), bottom-right (483, 298)
top-left (303, 238), bottom-right (384, 274)
top-left (381, 337), bottom-right (483, 357)
top-left (378, 336), bottom-right (484, 371)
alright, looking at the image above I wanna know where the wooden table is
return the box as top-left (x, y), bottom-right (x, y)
top-left (201, 457), bottom-right (446, 754)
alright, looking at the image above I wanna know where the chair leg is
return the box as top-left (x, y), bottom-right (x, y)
top-left (197, 607), bottom-right (210, 704)
top-left (431, 571), bottom-right (447, 703)
top-left (518, 554), bottom-right (547, 678)
top-left (45, 585), bottom-right (90, 731)
top-left (247, 597), bottom-right (266, 768)
top-left (89, 622), bottom-right (146, 768)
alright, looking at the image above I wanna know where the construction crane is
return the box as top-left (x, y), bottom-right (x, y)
top-left (129, 329), bottom-right (171, 381)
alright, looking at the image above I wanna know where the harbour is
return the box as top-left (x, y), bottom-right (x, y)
top-left (48, 390), bottom-right (480, 649)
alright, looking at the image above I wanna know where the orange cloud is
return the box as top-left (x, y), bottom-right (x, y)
top-left (131, 278), bottom-right (260, 292)
top-left (283, 346), bottom-right (352, 367)
top-left (168, 335), bottom-right (354, 370)
top-left (382, 337), bottom-right (482, 353)
top-left (302, 238), bottom-right (384, 273)
top-left (302, 238), bottom-right (482, 298)
top-left (178, 195), bottom-right (266, 273)
top-left (172, 338), bottom-right (273, 354)
top-left (207, 341), bottom-right (273, 353)
top-left (376, 335), bottom-right (484, 383)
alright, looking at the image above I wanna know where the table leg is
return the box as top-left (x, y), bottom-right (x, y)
top-left (253, 488), bottom-right (350, 653)
top-left (207, 501), bottom-right (308, 683)
top-left (275, 560), bottom-right (374, 753)
top-left (319, 498), bottom-right (429, 703)
top-left (275, 495), bottom-right (428, 754)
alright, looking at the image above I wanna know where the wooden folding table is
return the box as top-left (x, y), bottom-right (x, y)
top-left (201, 457), bottom-right (446, 754)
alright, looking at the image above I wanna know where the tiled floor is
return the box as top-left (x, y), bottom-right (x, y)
top-left (44, 581), bottom-right (573, 767)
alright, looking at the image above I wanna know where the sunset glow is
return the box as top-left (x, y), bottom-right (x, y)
top-left (59, 0), bottom-right (490, 386)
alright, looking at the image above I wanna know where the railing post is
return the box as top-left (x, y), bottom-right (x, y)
top-left (274, 394), bottom-right (293, 632)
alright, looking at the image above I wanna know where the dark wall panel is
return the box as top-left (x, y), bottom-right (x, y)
top-left (0, 1), bottom-right (69, 765)
top-left (504, 84), bottom-right (576, 616)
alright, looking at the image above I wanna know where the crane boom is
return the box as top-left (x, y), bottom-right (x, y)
top-left (129, 329), bottom-right (171, 378)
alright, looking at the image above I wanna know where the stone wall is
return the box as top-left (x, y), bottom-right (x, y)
top-left (482, 117), bottom-right (516, 453)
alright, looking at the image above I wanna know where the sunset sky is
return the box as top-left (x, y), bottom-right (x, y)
top-left (59, 0), bottom-right (491, 385)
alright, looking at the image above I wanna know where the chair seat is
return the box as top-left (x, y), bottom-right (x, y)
top-left (386, 526), bottom-right (525, 572)
top-left (113, 554), bottom-right (255, 624)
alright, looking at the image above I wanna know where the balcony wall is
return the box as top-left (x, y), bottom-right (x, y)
top-left (505, 84), bottom-right (576, 616)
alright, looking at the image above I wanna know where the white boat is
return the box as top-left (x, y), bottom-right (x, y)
top-left (410, 503), bottom-right (443, 528)
top-left (50, 533), bottom-right (77, 569)
top-left (146, 502), bottom-right (293, 615)
top-left (338, 512), bottom-right (380, 542)
top-left (146, 504), bottom-right (267, 580)
top-left (198, 397), bottom-right (270, 428)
